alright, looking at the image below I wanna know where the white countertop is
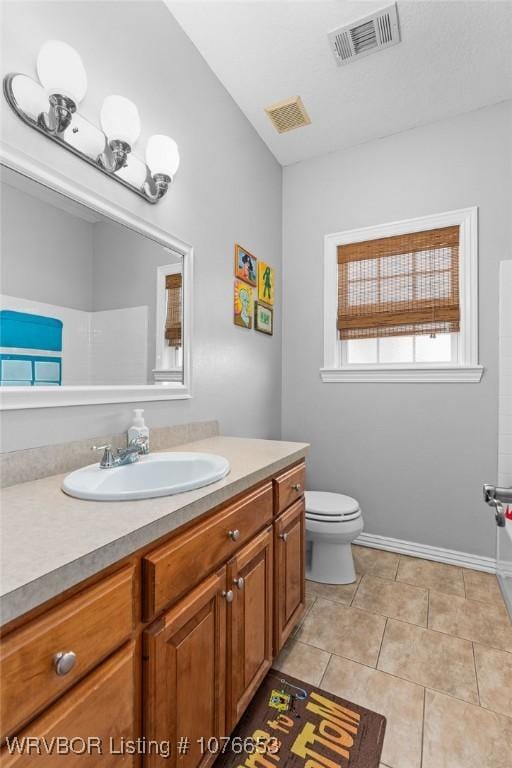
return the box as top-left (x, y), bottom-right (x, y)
top-left (0, 436), bottom-right (308, 625)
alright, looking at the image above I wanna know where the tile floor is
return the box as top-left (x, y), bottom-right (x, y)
top-left (274, 545), bottom-right (512, 768)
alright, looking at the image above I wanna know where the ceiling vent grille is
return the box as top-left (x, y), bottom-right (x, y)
top-left (265, 96), bottom-right (311, 134)
top-left (328, 3), bottom-right (400, 66)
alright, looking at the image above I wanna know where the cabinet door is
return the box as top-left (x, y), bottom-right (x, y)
top-left (1, 642), bottom-right (137, 767)
top-left (143, 569), bottom-right (227, 768)
top-left (274, 499), bottom-right (306, 655)
top-left (227, 527), bottom-right (273, 730)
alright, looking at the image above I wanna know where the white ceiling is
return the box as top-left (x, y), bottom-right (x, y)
top-left (166, 0), bottom-right (512, 166)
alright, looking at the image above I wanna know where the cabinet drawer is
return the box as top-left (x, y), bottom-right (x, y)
top-left (143, 482), bottom-right (273, 620)
top-left (273, 462), bottom-right (305, 515)
top-left (1, 643), bottom-right (137, 767)
top-left (0, 565), bottom-right (135, 740)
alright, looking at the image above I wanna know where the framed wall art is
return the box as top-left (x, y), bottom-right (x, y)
top-left (234, 280), bottom-right (253, 329)
top-left (234, 244), bottom-right (257, 286)
top-left (257, 261), bottom-right (274, 306)
top-left (254, 302), bottom-right (273, 335)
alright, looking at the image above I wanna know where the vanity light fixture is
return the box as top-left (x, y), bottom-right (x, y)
top-left (36, 40), bottom-right (88, 133)
top-left (144, 135), bottom-right (180, 201)
top-left (98, 94), bottom-right (141, 172)
top-left (3, 40), bottom-right (179, 203)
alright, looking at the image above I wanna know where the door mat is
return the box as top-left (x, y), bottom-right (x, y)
top-left (214, 669), bottom-right (386, 768)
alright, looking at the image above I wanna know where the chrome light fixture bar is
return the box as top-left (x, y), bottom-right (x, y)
top-left (3, 41), bottom-right (180, 204)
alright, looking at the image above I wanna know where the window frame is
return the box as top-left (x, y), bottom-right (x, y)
top-left (153, 262), bottom-right (184, 383)
top-left (321, 207), bottom-right (483, 383)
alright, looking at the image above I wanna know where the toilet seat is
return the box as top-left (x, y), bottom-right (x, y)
top-left (306, 510), bottom-right (361, 523)
top-left (305, 491), bottom-right (361, 523)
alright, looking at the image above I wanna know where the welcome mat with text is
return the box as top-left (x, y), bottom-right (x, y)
top-left (214, 669), bottom-right (386, 768)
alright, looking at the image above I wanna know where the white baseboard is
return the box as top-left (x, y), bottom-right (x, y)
top-left (354, 532), bottom-right (497, 574)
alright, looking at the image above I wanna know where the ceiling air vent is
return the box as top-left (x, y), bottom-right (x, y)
top-left (265, 96), bottom-right (311, 134)
top-left (328, 2), bottom-right (400, 66)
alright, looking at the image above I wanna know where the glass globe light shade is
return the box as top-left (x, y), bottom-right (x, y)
top-left (11, 75), bottom-right (49, 120)
top-left (146, 135), bottom-right (180, 178)
top-left (36, 40), bottom-right (87, 103)
top-left (100, 95), bottom-right (141, 146)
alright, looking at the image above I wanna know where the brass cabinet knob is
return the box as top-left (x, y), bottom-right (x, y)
top-left (292, 483), bottom-right (301, 492)
top-left (233, 577), bottom-right (244, 589)
top-left (280, 532), bottom-right (289, 542)
top-left (53, 651), bottom-right (77, 676)
top-left (222, 590), bottom-right (234, 603)
top-left (228, 529), bottom-right (240, 541)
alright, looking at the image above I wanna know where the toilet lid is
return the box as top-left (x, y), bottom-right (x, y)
top-left (305, 491), bottom-right (360, 521)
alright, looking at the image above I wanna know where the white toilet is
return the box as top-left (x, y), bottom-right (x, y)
top-left (305, 491), bottom-right (364, 584)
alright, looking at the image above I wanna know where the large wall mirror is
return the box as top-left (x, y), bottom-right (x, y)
top-left (0, 158), bottom-right (192, 409)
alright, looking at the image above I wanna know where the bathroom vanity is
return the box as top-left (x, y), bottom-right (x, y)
top-left (0, 436), bottom-right (307, 767)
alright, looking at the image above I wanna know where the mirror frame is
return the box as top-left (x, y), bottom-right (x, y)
top-left (0, 143), bottom-right (193, 409)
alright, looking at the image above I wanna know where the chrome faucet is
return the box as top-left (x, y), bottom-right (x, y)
top-left (482, 483), bottom-right (512, 527)
top-left (93, 435), bottom-right (149, 469)
top-left (483, 484), bottom-right (512, 505)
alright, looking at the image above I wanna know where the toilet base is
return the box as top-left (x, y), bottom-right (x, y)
top-left (307, 541), bottom-right (357, 585)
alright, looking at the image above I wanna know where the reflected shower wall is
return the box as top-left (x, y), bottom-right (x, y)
top-left (498, 259), bottom-right (512, 616)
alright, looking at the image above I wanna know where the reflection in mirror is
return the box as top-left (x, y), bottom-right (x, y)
top-left (0, 166), bottom-right (184, 387)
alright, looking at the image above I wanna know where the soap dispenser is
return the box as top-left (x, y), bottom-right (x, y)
top-left (128, 409), bottom-right (149, 453)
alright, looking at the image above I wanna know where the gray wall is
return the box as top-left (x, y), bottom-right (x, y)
top-left (0, 0), bottom-right (282, 450)
top-left (282, 101), bottom-right (512, 558)
top-left (1, 183), bottom-right (94, 310)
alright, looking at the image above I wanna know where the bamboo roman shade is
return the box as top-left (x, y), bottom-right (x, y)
top-left (337, 226), bottom-right (460, 340)
top-left (165, 273), bottom-right (182, 347)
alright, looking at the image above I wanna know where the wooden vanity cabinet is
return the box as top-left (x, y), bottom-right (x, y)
top-left (226, 526), bottom-right (273, 730)
top-left (1, 643), bottom-right (138, 767)
top-left (0, 564), bottom-right (136, 741)
top-left (273, 498), bottom-right (306, 655)
top-left (0, 460), bottom-right (306, 768)
top-left (142, 484), bottom-right (273, 621)
top-left (143, 570), bottom-right (228, 768)
top-left (273, 463), bottom-right (306, 516)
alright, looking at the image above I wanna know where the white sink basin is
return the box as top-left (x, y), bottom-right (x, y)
top-left (62, 452), bottom-right (231, 501)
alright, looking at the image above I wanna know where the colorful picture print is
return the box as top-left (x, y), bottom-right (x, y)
top-left (234, 280), bottom-right (253, 329)
top-left (257, 261), bottom-right (274, 306)
top-left (234, 244), bottom-right (257, 286)
top-left (255, 302), bottom-right (273, 335)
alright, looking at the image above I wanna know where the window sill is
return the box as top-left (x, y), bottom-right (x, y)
top-left (320, 365), bottom-right (484, 383)
top-left (153, 368), bottom-right (183, 383)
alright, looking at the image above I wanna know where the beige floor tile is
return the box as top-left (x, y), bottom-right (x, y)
top-left (297, 597), bottom-right (386, 667)
top-left (474, 643), bottom-right (512, 717)
top-left (353, 574), bottom-right (428, 626)
top-left (321, 654), bottom-right (424, 768)
top-left (377, 618), bottom-right (478, 703)
top-left (463, 569), bottom-right (506, 606)
top-left (397, 555), bottom-right (465, 597)
top-left (428, 591), bottom-right (512, 652)
top-left (306, 576), bottom-right (361, 605)
top-left (291, 593), bottom-right (316, 637)
top-left (301, 592), bottom-right (316, 617)
top-left (352, 545), bottom-right (399, 580)
top-left (422, 689), bottom-right (512, 768)
top-left (273, 638), bottom-right (330, 686)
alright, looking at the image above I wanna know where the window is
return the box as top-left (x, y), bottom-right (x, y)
top-left (164, 273), bottom-right (183, 348)
top-left (321, 208), bottom-right (483, 382)
top-left (153, 263), bottom-right (183, 383)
